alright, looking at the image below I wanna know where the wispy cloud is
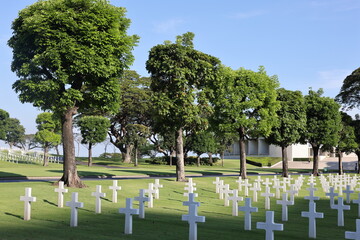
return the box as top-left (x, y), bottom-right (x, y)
top-left (153, 18), bottom-right (185, 34)
top-left (230, 10), bottom-right (266, 20)
top-left (316, 69), bottom-right (351, 89)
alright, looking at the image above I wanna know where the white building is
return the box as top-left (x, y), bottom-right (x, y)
top-left (224, 138), bottom-right (328, 161)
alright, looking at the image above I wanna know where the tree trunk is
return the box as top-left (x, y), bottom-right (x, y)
top-left (122, 144), bottom-right (133, 163)
top-left (169, 149), bottom-right (176, 166)
top-left (60, 107), bottom-right (85, 188)
top-left (239, 127), bottom-right (247, 179)
top-left (312, 145), bottom-right (320, 176)
top-left (221, 151), bottom-right (224, 167)
top-left (197, 155), bottom-right (200, 167)
top-left (281, 146), bottom-right (288, 177)
top-left (55, 145), bottom-right (60, 156)
top-left (88, 142), bottom-right (92, 167)
top-left (43, 145), bottom-right (49, 167)
top-left (134, 145), bottom-right (138, 167)
top-left (338, 150), bottom-right (343, 175)
top-left (175, 128), bottom-right (186, 181)
top-left (208, 152), bottom-right (213, 166)
top-left (356, 151), bottom-right (360, 174)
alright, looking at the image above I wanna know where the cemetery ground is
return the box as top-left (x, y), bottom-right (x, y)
top-left (1, 158), bottom-right (359, 239)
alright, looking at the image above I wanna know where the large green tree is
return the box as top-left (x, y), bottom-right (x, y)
top-left (0, 109), bottom-right (10, 140)
top-left (210, 66), bottom-right (279, 179)
top-left (77, 116), bottom-right (110, 166)
top-left (188, 130), bottom-right (217, 167)
top-left (5, 118), bottom-right (25, 149)
top-left (302, 89), bottom-right (341, 176)
top-left (351, 115), bottom-right (360, 174)
top-left (266, 88), bottom-right (306, 177)
top-left (35, 112), bottom-right (61, 166)
top-left (8, 0), bottom-right (138, 187)
top-left (109, 70), bottom-right (152, 163)
top-left (146, 32), bottom-right (221, 181)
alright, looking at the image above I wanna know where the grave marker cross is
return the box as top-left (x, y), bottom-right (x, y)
top-left (182, 193), bottom-right (205, 240)
top-left (119, 198), bottom-right (140, 234)
top-left (20, 187), bottom-right (37, 221)
top-left (343, 185), bottom-right (354, 204)
top-left (256, 211), bottom-right (284, 240)
top-left (345, 219), bottom-right (360, 240)
top-left (325, 187), bottom-right (338, 207)
top-left (301, 201), bottom-right (324, 238)
top-left (109, 180), bottom-right (121, 203)
top-left (91, 185), bottom-right (106, 213)
top-left (134, 189), bottom-right (150, 219)
top-left (331, 196), bottom-right (350, 226)
top-left (66, 192), bottom-right (84, 227)
top-left (239, 197), bottom-right (258, 230)
top-left (353, 193), bottom-right (360, 217)
top-left (261, 186), bottom-right (275, 210)
top-left (54, 181), bottom-right (68, 208)
top-left (276, 193), bottom-right (294, 221)
top-left (228, 189), bottom-right (243, 216)
top-left (153, 179), bottom-right (163, 199)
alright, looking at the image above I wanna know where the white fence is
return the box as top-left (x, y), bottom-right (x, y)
top-left (0, 148), bottom-right (63, 164)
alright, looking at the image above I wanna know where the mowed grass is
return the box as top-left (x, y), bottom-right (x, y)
top-left (1, 175), bottom-right (359, 240)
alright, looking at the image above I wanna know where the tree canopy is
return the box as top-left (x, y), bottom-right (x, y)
top-left (146, 32), bottom-right (221, 181)
top-left (336, 68), bottom-right (360, 110)
top-left (9, 0), bottom-right (138, 187)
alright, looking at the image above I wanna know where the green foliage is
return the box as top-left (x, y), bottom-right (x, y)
top-left (336, 67), bottom-right (360, 110)
top-left (9, 0), bottom-right (138, 114)
top-left (210, 66), bottom-right (280, 137)
top-left (35, 112), bottom-right (60, 131)
top-left (35, 129), bottom-right (61, 147)
top-left (5, 118), bottom-right (25, 147)
top-left (266, 88), bottom-right (306, 147)
top-left (146, 32), bottom-right (221, 133)
top-left (0, 109), bottom-right (10, 140)
top-left (34, 112), bottom-right (61, 154)
top-left (188, 130), bottom-right (217, 156)
top-left (77, 116), bottom-right (110, 145)
top-left (302, 89), bottom-right (341, 148)
top-left (336, 112), bottom-right (357, 154)
top-left (146, 156), bottom-right (219, 166)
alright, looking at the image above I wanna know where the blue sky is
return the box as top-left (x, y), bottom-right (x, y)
top-left (0, 0), bottom-right (359, 155)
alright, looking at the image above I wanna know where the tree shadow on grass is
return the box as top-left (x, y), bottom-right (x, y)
top-left (43, 199), bottom-right (57, 207)
top-left (0, 171), bottom-right (26, 178)
top-left (4, 212), bottom-right (22, 220)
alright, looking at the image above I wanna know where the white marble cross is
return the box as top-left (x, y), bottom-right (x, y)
top-left (345, 219), bottom-right (360, 240)
top-left (326, 187), bottom-right (338, 206)
top-left (54, 181), bottom-right (68, 208)
top-left (91, 185), bottom-right (106, 214)
top-left (263, 178), bottom-right (273, 188)
top-left (304, 184), bottom-right (320, 203)
top-left (153, 179), bottom-right (163, 199)
top-left (66, 192), bottom-right (84, 227)
top-left (223, 184), bottom-right (233, 207)
top-left (109, 180), bottom-right (121, 203)
top-left (301, 201), bottom-right (324, 238)
top-left (243, 179), bottom-right (252, 197)
top-left (272, 180), bottom-right (284, 199)
top-left (250, 182), bottom-right (261, 202)
top-left (286, 184), bottom-right (298, 203)
top-left (239, 197), bottom-right (258, 230)
top-left (261, 186), bottom-right (275, 210)
top-left (228, 189), bottom-right (243, 216)
top-left (331, 196), bottom-right (350, 226)
top-left (184, 178), bottom-right (197, 197)
top-left (213, 177), bottom-right (222, 193)
top-left (276, 193), bottom-right (294, 221)
top-left (134, 189), bottom-right (149, 219)
top-left (219, 183), bottom-right (229, 200)
top-left (353, 193), bottom-right (360, 217)
top-left (343, 185), bottom-right (354, 204)
top-left (20, 187), bottom-right (37, 221)
top-left (236, 177), bottom-right (244, 192)
top-left (119, 198), bottom-right (139, 234)
top-left (182, 193), bottom-right (205, 240)
top-left (254, 176), bottom-right (263, 191)
top-left (256, 211), bottom-right (284, 240)
top-left (145, 183), bottom-right (158, 208)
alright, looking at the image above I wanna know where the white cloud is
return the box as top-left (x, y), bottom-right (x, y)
top-left (153, 18), bottom-right (184, 33)
top-left (230, 10), bottom-right (266, 20)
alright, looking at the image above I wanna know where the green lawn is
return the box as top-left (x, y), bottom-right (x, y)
top-left (0, 176), bottom-right (359, 239)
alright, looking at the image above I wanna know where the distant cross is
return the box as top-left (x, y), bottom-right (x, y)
top-left (301, 201), bottom-right (324, 238)
top-left (256, 211), bottom-right (284, 240)
top-left (338, 179), bottom-right (344, 196)
top-left (325, 187), bottom-right (338, 206)
top-left (91, 185), bottom-right (106, 214)
top-left (261, 186), bottom-right (275, 210)
top-left (254, 176), bottom-right (263, 191)
top-left (308, 174), bottom-right (316, 185)
top-left (109, 180), bottom-right (121, 203)
top-left (286, 184), bottom-right (298, 203)
top-left (20, 187), bottom-right (37, 221)
top-left (343, 185), bottom-right (354, 204)
top-left (239, 197), bottom-right (258, 230)
top-left (145, 183), bottom-right (158, 208)
top-left (276, 193), bottom-right (294, 221)
top-left (243, 179), bottom-right (252, 197)
top-left (219, 183), bottom-right (228, 200)
top-left (119, 198), bottom-right (139, 234)
top-left (263, 178), bottom-right (273, 188)
top-left (272, 180), bottom-right (284, 199)
top-left (331, 196), bottom-right (350, 226)
top-left (134, 189), bottom-right (149, 219)
top-left (213, 177), bottom-right (222, 193)
top-left (228, 189), bottom-right (243, 216)
top-left (66, 192), bottom-right (84, 227)
top-left (250, 182), bottom-right (261, 202)
top-left (223, 184), bottom-right (233, 207)
top-left (304, 183), bottom-right (320, 203)
top-left (153, 179), bottom-right (163, 199)
top-left (54, 181), bottom-right (68, 208)
top-left (182, 193), bottom-right (205, 240)
top-left (236, 177), bottom-right (245, 192)
top-left (345, 219), bottom-right (360, 240)
top-left (184, 178), bottom-right (197, 197)
top-left (352, 193), bottom-right (360, 217)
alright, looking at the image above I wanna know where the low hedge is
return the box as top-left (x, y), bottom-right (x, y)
top-left (293, 158), bottom-right (312, 162)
